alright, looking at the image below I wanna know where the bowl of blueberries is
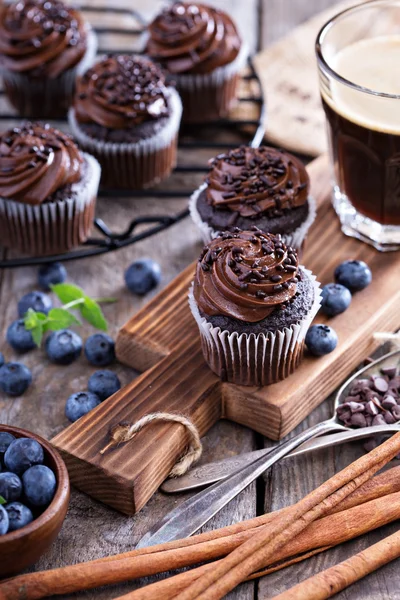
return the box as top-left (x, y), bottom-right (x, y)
top-left (0, 425), bottom-right (70, 577)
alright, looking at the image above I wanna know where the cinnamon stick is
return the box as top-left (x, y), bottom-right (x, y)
top-left (1, 466), bottom-right (400, 600)
top-left (119, 489), bottom-right (400, 600)
top-left (272, 529), bottom-right (400, 600)
top-left (173, 432), bottom-right (400, 600)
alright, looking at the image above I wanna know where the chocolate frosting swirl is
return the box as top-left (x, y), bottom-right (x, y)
top-left (194, 230), bottom-right (300, 322)
top-left (74, 55), bottom-right (170, 129)
top-left (146, 2), bottom-right (241, 75)
top-left (205, 146), bottom-right (309, 219)
top-left (0, 0), bottom-right (87, 77)
top-left (0, 122), bottom-right (83, 206)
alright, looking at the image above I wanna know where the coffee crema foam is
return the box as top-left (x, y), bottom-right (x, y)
top-left (322, 35), bottom-right (400, 134)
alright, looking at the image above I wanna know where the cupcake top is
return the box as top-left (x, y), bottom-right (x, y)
top-left (74, 55), bottom-right (170, 129)
top-left (0, 122), bottom-right (83, 205)
top-left (204, 146), bottom-right (309, 219)
top-left (194, 229), bottom-right (301, 322)
top-left (0, 0), bottom-right (88, 77)
top-left (146, 2), bottom-right (241, 75)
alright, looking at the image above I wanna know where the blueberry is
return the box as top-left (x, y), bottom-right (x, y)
top-left (6, 319), bottom-right (36, 353)
top-left (5, 502), bottom-right (33, 531)
top-left (0, 433), bottom-right (15, 457)
top-left (22, 465), bottom-right (56, 508)
top-left (88, 370), bottom-right (121, 401)
top-left (125, 259), bottom-right (161, 296)
top-left (0, 505), bottom-right (9, 535)
top-left (334, 260), bottom-right (372, 292)
top-left (305, 324), bottom-right (338, 356)
top-left (320, 283), bottom-right (352, 317)
top-left (84, 334), bottom-right (115, 367)
top-left (38, 262), bottom-right (67, 291)
top-left (0, 472), bottom-right (22, 502)
top-left (0, 353), bottom-right (4, 368)
top-left (18, 291), bottom-right (52, 317)
top-left (4, 438), bottom-right (44, 475)
top-left (45, 329), bottom-right (82, 365)
top-left (65, 391), bottom-right (101, 422)
top-left (0, 363), bottom-right (32, 396)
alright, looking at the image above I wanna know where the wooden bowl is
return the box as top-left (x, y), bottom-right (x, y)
top-left (0, 425), bottom-right (70, 578)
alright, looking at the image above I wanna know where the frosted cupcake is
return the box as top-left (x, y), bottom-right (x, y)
top-left (0, 123), bottom-right (100, 256)
top-left (189, 230), bottom-right (321, 386)
top-left (190, 146), bottom-right (316, 250)
top-left (69, 54), bottom-right (182, 189)
top-left (145, 2), bottom-right (247, 122)
top-left (0, 0), bottom-right (97, 118)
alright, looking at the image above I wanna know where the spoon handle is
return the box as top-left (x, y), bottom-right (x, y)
top-left (137, 420), bottom-right (342, 548)
top-left (161, 423), bottom-right (400, 494)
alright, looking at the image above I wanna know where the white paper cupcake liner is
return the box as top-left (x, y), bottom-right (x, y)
top-left (189, 183), bottom-right (317, 250)
top-left (189, 268), bottom-right (322, 386)
top-left (68, 86), bottom-right (182, 189)
top-left (1, 28), bottom-right (97, 118)
top-left (172, 43), bottom-right (249, 121)
top-left (0, 153), bottom-right (101, 257)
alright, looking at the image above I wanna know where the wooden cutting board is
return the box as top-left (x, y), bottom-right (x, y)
top-left (253, 0), bottom-right (370, 156)
top-left (52, 155), bottom-right (400, 515)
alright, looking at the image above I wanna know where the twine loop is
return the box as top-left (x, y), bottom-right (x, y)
top-left (99, 412), bottom-right (202, 478)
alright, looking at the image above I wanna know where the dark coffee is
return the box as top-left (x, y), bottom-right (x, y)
top-left (322, 97), bottom-right (400, 226)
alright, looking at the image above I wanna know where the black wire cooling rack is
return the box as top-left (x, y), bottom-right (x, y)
top-left (0, 4), bottom-right (265, 268)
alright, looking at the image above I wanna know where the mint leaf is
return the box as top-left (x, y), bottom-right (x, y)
top-left (24, 308), bottom-right (43, 329)
top-left (45, 308), bottom-right (81, 331)
top-left (0, 495), bottom-right (6, 505)
top-left (80, 297), bottom-right (107, 331)
top-left (24, 309), bottom-right (46, 346)
top-left (30, 324), bottom-right (44, 346)
top-left (51, 283), bottom-right (85, 305)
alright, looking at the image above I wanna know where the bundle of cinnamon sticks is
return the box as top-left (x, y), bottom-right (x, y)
top-left (2, 433), bottom-right (400, 600)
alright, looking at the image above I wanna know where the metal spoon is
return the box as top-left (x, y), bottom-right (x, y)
top-left (162, 349), bottom-right (400, 494)
top-left (136, 349), bottom-right (400, 548)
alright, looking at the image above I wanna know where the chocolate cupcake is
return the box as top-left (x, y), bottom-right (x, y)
top-left (145, 2), bottom-right (247, 122)
top-left (69, 55), bottom-right (182, 189)
top-left (0, 0), bottom-right (97, 119)
top-left (0, 123), bottom-right (100, 256)
top-left (189, 230), bottom-right (321, 386)
top-left (190, 146), bottom-right (317, 250)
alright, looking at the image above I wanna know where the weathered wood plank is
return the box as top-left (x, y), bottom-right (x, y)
top-left (261, 0), bottom-right (341, 47)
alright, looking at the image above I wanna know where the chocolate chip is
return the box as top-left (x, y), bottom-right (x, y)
top-left (365, 401), bottom-right (379, 416)
top-left (351, 413), bottom-right (367, 428)
top-left (372, 376), bottom-right (389, 393)
top-left (381, 366), bottom-right (398, 378)
top-left (372, 414), bottom-right (386, 427)
top-left (382, 395), bottom-right (397, 410)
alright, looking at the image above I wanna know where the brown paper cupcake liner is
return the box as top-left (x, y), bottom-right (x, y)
top-left (189, 182), bottom-right (317, 250)
top-left (0, 153), bottom-right (100, 257)
top-left (174, 43), bottom-right (249, 122)
top-left (1, 28), bottom-right (97, 119)
top-left (189, 268), bottom-right (322, 386)
top-left (68, 87), bottom-right (182, 189)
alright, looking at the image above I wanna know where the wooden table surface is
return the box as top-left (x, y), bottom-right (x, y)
top-left (1, 1), bottom-right (399, 599)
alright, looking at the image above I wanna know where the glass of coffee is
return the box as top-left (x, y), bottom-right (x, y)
top-left (316, 0), bottom-right (400, 251)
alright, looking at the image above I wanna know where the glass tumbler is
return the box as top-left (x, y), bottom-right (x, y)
top-left (316, 0), bottom-right (400, 251)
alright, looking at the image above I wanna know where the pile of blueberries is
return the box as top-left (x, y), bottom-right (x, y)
top-left (305, 259), bottom-right (372, 357)
top-left (0, 433), bottom-right (57, 535)
top-left (0, 258), bottom-right (162, 423)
